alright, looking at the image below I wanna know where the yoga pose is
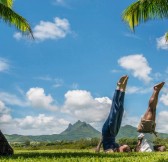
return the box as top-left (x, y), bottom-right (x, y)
top-left (136, 82), bottom-right (166, 152)
top-left (96, 75), bottom-right (130, 152)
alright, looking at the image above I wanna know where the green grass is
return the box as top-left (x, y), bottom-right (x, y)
top-left (1, 149), bottom-right (168, 162)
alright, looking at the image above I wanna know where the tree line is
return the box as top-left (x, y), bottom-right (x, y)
top-left (10, 137), bottom-right (168, 151)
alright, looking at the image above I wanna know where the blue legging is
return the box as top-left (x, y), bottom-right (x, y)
top-left (102, 90), bottom-right (125, 150)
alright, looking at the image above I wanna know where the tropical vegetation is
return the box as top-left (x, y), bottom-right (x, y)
top-left (0, 0), bottom-right (33, 38)
top-left (122, 0), bottom-right (168, 41)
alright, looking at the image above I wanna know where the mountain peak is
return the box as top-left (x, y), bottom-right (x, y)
top-left (74, 120), bottom-right (86, 126)
top-left (77, 120), bottom-right (82, 123)
top-left (60, 120), bottom-right (100, 139)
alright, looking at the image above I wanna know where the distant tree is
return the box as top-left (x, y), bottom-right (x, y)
top-left (122, 0), bottom-right (168, 41)
top-left (0, 0), bottom-right (33, 38)
top-left (24, 140), bottom-right (30, 147)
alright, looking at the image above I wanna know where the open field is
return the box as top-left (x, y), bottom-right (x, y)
top-left (1, 150), bottom-right (168, 162)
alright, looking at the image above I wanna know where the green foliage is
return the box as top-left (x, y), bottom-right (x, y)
top-left (0, 0), bottom-right (13, 8)
top-left (0, 0), bottom-right (33, 37)
top-left (24, 140), bottom-right (31, 147)
top-left (165, 32), bottom-right (168, 41)
top-left (154, 138), bottom-right (168, 148)
top-left (11, 138), bottom-right (100, 150)
top-left (122, 0), bottom-right (168, 30)
top-left (122, 0), bottom-right (168, 40)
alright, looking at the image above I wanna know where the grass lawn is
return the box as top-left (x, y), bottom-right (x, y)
top-left (0, 149), bottom-right (168, 162)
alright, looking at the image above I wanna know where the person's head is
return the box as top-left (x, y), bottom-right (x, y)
top-left (119, 145), bottom-right (131, 152)
top-left (158, 146), bottom-right (166, 152)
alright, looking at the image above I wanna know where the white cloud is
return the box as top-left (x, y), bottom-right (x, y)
top-left (0, 101), bottom-right (12, 123)
top-left (127, 86), bottom-right (151, 94)
top-left (156, 35), bottom-right (168, 50)
top-left (36, 76), bottom-right (64, 88)
top-left (160, 93), bottom-right (168, 106)
top-left (2, 88), bottom-right (161, 135)
top-left (122, 112), bottom-right (140, 127)
top-left (53, 78), bottom-right (64, 88)
top-left (15, 114), bottom-right (55, 129)
top-left (157, 111), bottom-right (168, 133)
top-left (0, 58), bottom-right (9, 72)
top-left (13, 32), bottom-right (22, 40)
top-left (54, 0), bottom-right (66, 6)
top-left (58, 118), bottom-right (70, 125)
top-left (26, 87), bottom-right (57, 111)
top-left (36, 76), bottom-right (53, 81)
top-left (19, 114), bottom-right (69, 135)
top-left (111, 69), bottom-right (122, 73)
top-left (124, 32), bottom-right (140, 39)
top-left (62, 90), bottom-right (112, 122)
top-left (127, 86), bottom-right (141, 94)
top-left (71, 83), bottom-right (79, 89)
top-left (0, 100), bottom-right (69, 135)
top-left (0, 92), bottom-right (28, 106)
top-left (1, 113), bottom-right (70, 135)
top-left (34, 17), bottom-right (70, 41)
top-left (14, 17), bottom-right (71, 42)
top-left (5, 88), bottom-right (168, 135)
top-left (153, 72), bottom-right (163, 80)
top-left (118, 54), bottom-right (152, 83)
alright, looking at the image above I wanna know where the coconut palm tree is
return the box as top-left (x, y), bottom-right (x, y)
top-left (0, 0), bottom-right (33, 38)
top-left (122, 0), bottom-right (168, 41)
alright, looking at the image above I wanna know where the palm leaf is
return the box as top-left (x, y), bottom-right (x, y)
top-left (0, 3), bottom-right (33, 38)
top-left (0, 0), bottom-right (13, 8)
top-left (165, 32), bottom-right (168, 41)
top-left (122, 0), bottom-right (168, 30)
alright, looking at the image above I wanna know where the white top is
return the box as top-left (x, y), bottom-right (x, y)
top-left (138, 133), bottom-right (155, 152)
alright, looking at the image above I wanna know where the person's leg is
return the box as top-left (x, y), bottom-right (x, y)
top-left (96, 76), bottom-right (128, 152)
top-left (101, 89), bottom-right (121, 141)
top-left (137, 82), bottom-right (165, 134)
top-left (115, 77), bottom-right (128, 133)
top-left (106, 76), bottom-right (128, 136)
top-left (95, 137), bottom-right (103, 153)
top-left (142, 82), bottom-right (165, 121)
top-left (154, 145), bottom-right (166, 152)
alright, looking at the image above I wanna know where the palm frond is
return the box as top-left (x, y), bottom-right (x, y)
top-left (0, 0), bottom-right (13, 8)
top-left (0, 3), bottom-right (34, 38)
top-left (122, 0), bottom-right (168, 30)
top-left (165, 32), bottom-right (168, 42)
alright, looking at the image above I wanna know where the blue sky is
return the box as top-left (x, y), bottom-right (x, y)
top-left (1, 0), bottom-right (168, 135)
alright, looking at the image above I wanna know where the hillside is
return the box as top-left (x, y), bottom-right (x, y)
top-left (5, 120), bottom-right (101, 142)
top-left (4, 121), bottom-right (168, 142)
top-left (118, 125), bottom-right (168, 139)
top-left (60, 120), bottom-right (101, 140)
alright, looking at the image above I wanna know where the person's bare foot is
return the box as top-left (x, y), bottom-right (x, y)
top-left (117, 75), bottom-right (128, 89)
top-left (154, 82), bottom-right (165, 91)
top-left (121, 76), bottom-right (129, 92)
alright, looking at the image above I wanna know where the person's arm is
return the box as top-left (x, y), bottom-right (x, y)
top-left (135, 139), bottom-right (142, 152)
top-left (95, 137), bottom-right (103, 153)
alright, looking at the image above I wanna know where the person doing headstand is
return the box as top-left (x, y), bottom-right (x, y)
top-left (136, 82), bottom-right (166, 152)
top-left (96, 75), bottom-right (130, 153)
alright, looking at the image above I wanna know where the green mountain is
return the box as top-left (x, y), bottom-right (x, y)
top-left (5, 120), bottom-right (101, 142)
top-left (4, 122), bottom-right (168, 142)
top-left (117, 125), bottom-right (168, 139)
top-left (60, 120), bottom-right (101, 140)
top-left (117, 125), bottom-right (139, 139)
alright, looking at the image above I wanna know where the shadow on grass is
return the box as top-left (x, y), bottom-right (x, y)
top-left (0, 151), bottom-right (152, 160)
